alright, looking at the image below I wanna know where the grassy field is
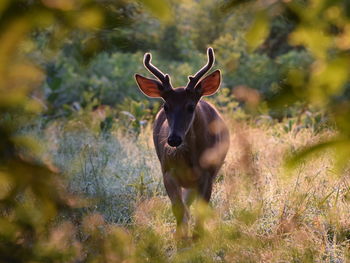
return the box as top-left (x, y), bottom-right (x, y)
top-left (34, 112), bottom-right (350, 262)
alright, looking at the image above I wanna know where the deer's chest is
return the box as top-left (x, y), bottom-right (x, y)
top-left (163, 155), bottom-right (201, 188)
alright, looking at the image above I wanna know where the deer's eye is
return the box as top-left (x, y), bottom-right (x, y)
top-left (187, 104), bottom-right (195, 113)
top-left (163, 104), bottom-right (169, 112)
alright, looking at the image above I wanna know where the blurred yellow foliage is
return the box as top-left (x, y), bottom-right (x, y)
top-left (142, 0), bottom-right (172, 23)
top-left (309, 58), bottom-right (350, 104)
top-left (289, 26), bottom-right (331, 59)
top-left (75, 8), bottom-right (104, 29)
top-left (245, 10), bottom-right (269, 52)
top-left (42, 0), bottom-right (80, 11)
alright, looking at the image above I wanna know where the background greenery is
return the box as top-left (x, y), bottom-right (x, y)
top-left (2, 0), bottom-right (350, 262)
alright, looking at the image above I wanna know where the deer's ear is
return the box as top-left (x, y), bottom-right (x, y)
top-left (195, 70), bottom-right (221, 96)
top-left (135, 74), bottom-right (163, 98)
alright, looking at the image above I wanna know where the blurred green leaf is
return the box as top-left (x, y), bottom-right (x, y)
top-left (286, 138), bottom-right (349, 169)
top-left (141, 0), bottom-right (172, 22)
top-left (245, 11), bottom-right (269, 52)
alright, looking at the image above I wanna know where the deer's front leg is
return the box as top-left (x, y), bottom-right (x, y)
top-left (163, 172), bottom-right (189, 239)
top-left (193, 171), bottom-right (215, 239)
top-left (198, 172), bottom-right (214, 202)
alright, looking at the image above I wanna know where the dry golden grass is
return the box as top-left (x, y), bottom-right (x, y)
top-left (42, 113), bottom-right (350, 262)
top-left (131, 118), bottom-right (350, 262)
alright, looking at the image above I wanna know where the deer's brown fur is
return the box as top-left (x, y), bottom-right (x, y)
top-left (135, 48), bottom-right (229, 239)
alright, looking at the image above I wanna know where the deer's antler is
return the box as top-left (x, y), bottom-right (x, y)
top-left (186, 47), bottom-right (215, 91)
top-left (144, 53), bottom-right (173, 91)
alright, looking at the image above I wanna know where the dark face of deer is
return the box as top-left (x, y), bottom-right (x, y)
top-left (135, 48), bottom-right (221, 147)
top-left (162, 88), bottom-right (198, 147)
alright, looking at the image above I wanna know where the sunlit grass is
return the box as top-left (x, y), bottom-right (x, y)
top-left (30, 113), bottom-right (350, 262)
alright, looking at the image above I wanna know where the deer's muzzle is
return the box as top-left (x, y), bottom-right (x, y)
top-left (168, 135), bottom-right (182, 147)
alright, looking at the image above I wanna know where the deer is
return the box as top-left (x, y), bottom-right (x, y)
top-left (135, 47), bottom-right (229, 239)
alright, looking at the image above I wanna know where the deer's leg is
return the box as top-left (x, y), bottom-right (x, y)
top-left (198, 172), bottom-right (215, 202)
top-left (163, 172), bottom-right (189, 239)
top-left (193, 171), bottom-right (215, 239)
top-left (184, 188), bottom-right (197, 207)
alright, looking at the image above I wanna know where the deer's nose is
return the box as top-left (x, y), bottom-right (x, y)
top-left (168, 135), bottom-right (182, 147)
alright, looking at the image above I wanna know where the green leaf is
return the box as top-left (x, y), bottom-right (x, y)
top-left (245, 11), bottom-right (269, 52)
top-left (286, 138), bottom-right (349, 168)
top-left (141, 0), bottom-right (172, 22)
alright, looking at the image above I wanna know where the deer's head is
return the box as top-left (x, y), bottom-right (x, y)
top-left (135, 48), bottom-right (221, 147)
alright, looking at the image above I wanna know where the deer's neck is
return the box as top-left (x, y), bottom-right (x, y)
top-left (184, 106), bottom-right (205, 145)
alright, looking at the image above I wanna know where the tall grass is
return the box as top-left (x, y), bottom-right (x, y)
top-left (40, 121), bottom-right (163, 224)
top-left (34, 114), bottom-right (350, 262)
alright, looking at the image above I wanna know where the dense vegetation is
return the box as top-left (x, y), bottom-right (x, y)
top-left (2, 0), bottom-right (350, 262)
